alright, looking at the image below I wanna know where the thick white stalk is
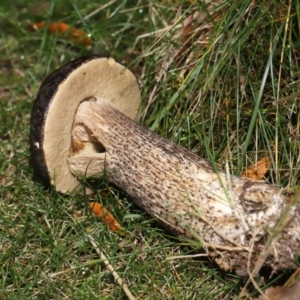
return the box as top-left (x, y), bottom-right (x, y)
top-left (68, 97), bottom-right (300, 276)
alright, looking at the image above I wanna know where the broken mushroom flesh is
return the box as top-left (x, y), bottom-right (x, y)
top-left (30, 56), bottom-right (300, 276)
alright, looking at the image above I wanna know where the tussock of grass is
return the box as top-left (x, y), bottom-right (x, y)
top-left (141, 0), bottom-right (300, 186)
top-left (1, 0), bottom-right (300, 299)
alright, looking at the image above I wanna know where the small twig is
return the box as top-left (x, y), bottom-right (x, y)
top-left (284, 267), bottom-right (300, 287)
top-left (77, 0), bottom-right (117, 23)
top-left (89, 236), bottom-right (136, 300)
top-left (271, 91), bottom-right (300, 106)
top-left (166, 253), bottom-right (207, 260)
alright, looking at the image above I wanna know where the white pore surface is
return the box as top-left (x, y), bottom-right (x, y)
top-left (43, 57), bottom-right (141, 193)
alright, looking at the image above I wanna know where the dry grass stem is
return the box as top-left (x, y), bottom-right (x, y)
top-left (88, 236), bottom-right (136, 300)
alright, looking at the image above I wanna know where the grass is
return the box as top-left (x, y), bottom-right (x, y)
top-left (1, 0), bottom-right (300, 299)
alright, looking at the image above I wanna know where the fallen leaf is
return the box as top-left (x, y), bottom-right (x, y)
top-left (254, 281), bottom-right (300, 300)
top-left (29, 21), bottom-right (93, 45)
top-left (89, 202), bottom-right (124, 235)
top-left (242, 156), bottom-right (270, 181)
top-left (176, 14), bottom-right (193, 68)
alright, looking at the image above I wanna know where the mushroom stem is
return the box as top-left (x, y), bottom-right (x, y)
top-left (68, 96), bottom-right (300, 275)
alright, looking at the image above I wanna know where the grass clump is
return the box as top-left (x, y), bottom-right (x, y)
top-left (1, 0), bottom-right (300, 299)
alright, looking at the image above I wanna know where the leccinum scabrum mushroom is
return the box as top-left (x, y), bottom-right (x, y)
top-left (30, 56), bottom-right (300, 276)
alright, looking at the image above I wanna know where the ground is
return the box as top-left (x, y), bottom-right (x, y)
top-left (1, 1), bottom-right (300, 299)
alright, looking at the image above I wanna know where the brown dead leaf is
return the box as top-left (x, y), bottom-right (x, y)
top-left (254, 281), bottom-right (300, 300)
top-left (242, 157), bottom-right (270, 181)
top-left (89, 202), bottom-right (125, 235)
top-left (176, 14), bottom-right (193, 68)
top-left (29, 21), bottom-right (93, 45)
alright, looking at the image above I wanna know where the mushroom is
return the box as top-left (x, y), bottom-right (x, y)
top-left (30, 56), bottom-right (140, 193)
top-left (30, 56), bottom-right (300, 276)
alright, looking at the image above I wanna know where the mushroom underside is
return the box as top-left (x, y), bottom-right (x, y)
top-left (30, 56), bottom-right (140, 193)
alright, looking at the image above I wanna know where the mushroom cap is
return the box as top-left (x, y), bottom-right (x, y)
top-left (30, 56), bottom-right (141, 193)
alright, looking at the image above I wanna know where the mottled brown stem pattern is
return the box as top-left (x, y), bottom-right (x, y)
top-left (69, 97), bottom-right (300, 276)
